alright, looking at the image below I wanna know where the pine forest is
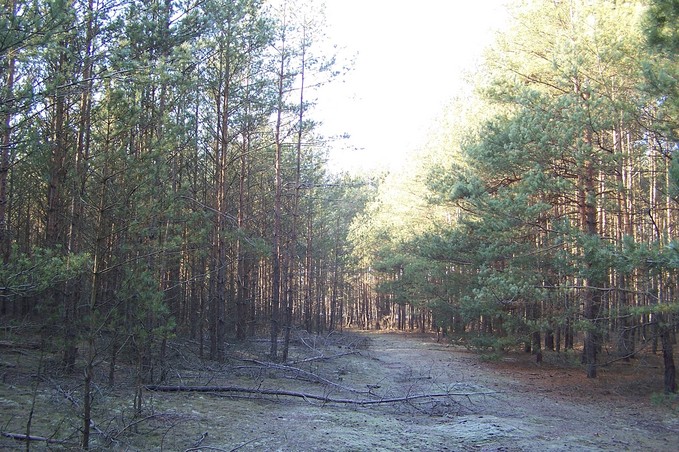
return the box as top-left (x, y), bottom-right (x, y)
top-left (1, 0), bottom-right (678, 449)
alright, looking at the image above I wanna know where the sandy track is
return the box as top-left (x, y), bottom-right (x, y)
top-left (355, 332), bottom-right (679, 451)
top-left (3, 330), bottom-right (676, 451)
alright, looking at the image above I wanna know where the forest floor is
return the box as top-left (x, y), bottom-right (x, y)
top-left (1, 330), bottom-right (678, 451)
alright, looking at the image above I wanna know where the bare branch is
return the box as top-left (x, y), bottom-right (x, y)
top-left (144, 384), bottom-right (498, 405)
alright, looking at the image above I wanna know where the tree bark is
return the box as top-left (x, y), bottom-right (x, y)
top-left (579, 120), bottom-right (601, 378)
top-left (270, 9), bottom-right (288, 360)
top-left (282, 26), bottom-right (308, 362)
top-left (661, 317), bottom-right (676, 393)
top-left (0, 0), bottom-right (17, 265)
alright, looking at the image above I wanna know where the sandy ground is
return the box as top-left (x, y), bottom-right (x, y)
top-left (1, 331), bottom-right (678, 451)
top-left (346, 332), bottom-right (679, 451)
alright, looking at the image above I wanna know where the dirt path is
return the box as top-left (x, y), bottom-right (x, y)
top-left (168, 331), bottom-right (679, 451)
top-left (3, 331), bottom-right (678, 451)
top-left (351, 332), bottom-right (679, 451)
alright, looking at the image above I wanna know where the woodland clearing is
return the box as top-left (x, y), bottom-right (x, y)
top-left (1, 330), bottom-right (678, 451)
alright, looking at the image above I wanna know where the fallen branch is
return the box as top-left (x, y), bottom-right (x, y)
top-left (290, 350), bottom-right (359, 365)
top-left (144, 384), bottom-right (497, 405)
top-left (48, 377), bottom-right (109, 441)
top-left (0, 340), bottom-right (40, 349)
top-left (295, 333), bottom-right (318, 351)
top-left (1, 431), bottom-right (75, 445)
top-left (236, 358), bottom-right (368, 395)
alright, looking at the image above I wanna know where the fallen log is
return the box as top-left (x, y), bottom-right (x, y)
top-left (0, 340), bottom-right (40, 349)
top-left (144, 384), bottom-right (497, 405)
top-left (1, 432), bottom-right (74, 445)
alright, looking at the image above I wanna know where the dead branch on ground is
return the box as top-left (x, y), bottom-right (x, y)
top-left (289, 350), bottom-right (359, 365)
top-left (144, 384), bottom-right (497, 405)
top-left (47, 377), bottom-right (115, 445)
top-left (234, 358), bottom-right (368, 395)
top-left (1, 431), bottom-right (77, 446)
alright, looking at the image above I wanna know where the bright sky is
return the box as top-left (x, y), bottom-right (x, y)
top-left (314, 0), bottom-right (509, 173)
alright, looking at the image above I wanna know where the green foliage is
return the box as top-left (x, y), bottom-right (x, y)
top-left (350, 1), bottom-right (679, 383)
top-left (0, 246), bottom-right (90, 299)
top-left (2, 0), bottom-right (677, 404)
top-left (643, 0), bottom-right (679, 146)
top-left (114, 264), bottom-right (176, 371)
top-left (645, 0), bottom-right (679, 53)
top-left (465, 333), bottom-right (522, 357)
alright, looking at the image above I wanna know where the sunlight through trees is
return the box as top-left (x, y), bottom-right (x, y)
top-left (1, 1), bottom-right (678, 447)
